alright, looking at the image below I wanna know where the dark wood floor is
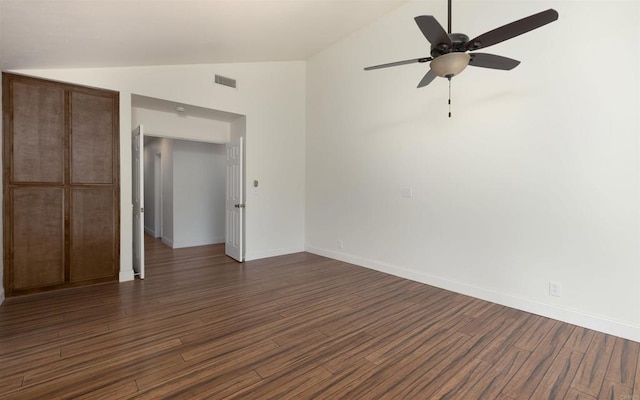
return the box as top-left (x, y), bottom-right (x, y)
top-left (0, 236), bottom-right (638, 399)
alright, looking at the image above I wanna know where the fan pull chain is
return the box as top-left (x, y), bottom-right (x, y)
top-left (448, 77), bottom-right (452, 118)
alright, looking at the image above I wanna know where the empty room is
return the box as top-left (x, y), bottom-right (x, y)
top-left (0, 0), bottom-right (638, 399)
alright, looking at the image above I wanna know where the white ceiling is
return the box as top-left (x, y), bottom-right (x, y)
top-left (0, 0), bottom-right (407, 70)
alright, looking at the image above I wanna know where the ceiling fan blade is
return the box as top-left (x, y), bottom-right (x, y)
top-left (469, 53), bottom-right (520, 70)
top-left (417, 70), bottom-right (437, 88)
top-left (415, 16), bottom-right (452, 47)
top-left (364, 57), bottom-right (432, 71)
top-left (465, 9), bottom-right (558, 51)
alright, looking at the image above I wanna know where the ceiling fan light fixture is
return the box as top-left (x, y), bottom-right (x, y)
top-left (430, 52), bottom-right (470, 78)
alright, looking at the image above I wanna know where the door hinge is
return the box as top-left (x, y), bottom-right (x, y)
top-left (234, 204), bottom-right (245, 208)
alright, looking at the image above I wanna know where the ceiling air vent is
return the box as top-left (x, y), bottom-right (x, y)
top-left (214, 74), bottom-right (237, 88)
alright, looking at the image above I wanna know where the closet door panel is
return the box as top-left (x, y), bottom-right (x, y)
top-left (11, 82), bottom-right (65, 183)
top-left (70, 188), bottom-right (116, 282)
top-left (70, 92), bottom-right (115, 184)
top-left (12, 187), bottom-right (65, 290)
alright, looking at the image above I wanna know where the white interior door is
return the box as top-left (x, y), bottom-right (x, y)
top-left (132, 125), bottom-right (145, 279)
top-left (225, 136), bottom-right (244, 262)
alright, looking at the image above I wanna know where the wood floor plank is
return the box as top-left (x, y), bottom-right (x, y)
top-left (604, 336), bottom-right (640, 389)
top-left (463, 345), bottom-right (530, 399)
top-left (475, 312), bottom-right (531, 364)
top-left (135, 341), bottom-right (278, 391)
top-left (0, 348), bottom-right (61, 378)
top-left (423, 356), bottom-right (492, 399)
top-left (365, 321), bottom-right (460, 366)
top-left (501, 321), bottom-right (575, 398)
top-left (22, 338), bottom-right (183, 387)
top-left (386, 315), bottom-right (519, 399)
top-left (297, 359), bottom-right (381, 399)
top-left (179, 305), bottom-right (352, 359)
top-left (598, 379), bottom-right (634, 400)
top-left (457, 302), bottom-right (509, 336)
top-left (0, 235), bottom-right (636, 399)
top-left (254, 331), bottom-right (374, 378)
top-left (564, 388), bottom-right (598, 399)
top-left (566, 327), bottom-right (597, 354)
top-left (134, 369), bottom-right (262, 400)
top-left (0, 374), bottom-right (24, 392)
top-left (73, 380), bottom-right (140, 400)
top-left (634, 351), bottom-right (640, 398)
top-left (571, 332), bottom-right (617, 396)
top-left (335, 331), bottom-right (471, 399)
top-left (223, 365), bottom-right (333, 400)
top-left (0, 330), bottom-right (60, 356)
top-left (5, 352), bottom-right (185, 400)
top-left (531, 347), bottom-right (584, 400)
top-left (375, 334), bottom-right (479, 399)
top-left (513, 315), bottom-right (561, 351)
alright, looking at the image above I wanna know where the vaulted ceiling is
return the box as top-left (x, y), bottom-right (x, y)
top-left (0, 0), bottom-right (407, 70)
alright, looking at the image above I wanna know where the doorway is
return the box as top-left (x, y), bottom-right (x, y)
top-left (130, 95), bottom-right (246, 279)
top-left (143, 136), bottom-right (228, 249)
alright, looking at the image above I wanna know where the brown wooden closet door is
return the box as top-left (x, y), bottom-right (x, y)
top-left (11, 187), bottom-right (65, 290)
top-left (3, 73), bottom-right (120, 297)
top-left (70, 188), bottom-right (116, 282)
top-left (70, 92), bottom-right (115, 184)
top-left (11, 82), bottom-right (64, 183)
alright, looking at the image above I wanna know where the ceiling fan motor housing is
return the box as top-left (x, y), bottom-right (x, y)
top-left (430, 33), bottom-right (469, 57)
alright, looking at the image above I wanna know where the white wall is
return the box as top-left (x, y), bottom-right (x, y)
top-left (9, 61), bottom-right (307, 277)
top-left (143, 138), bottom-right (162, 235)
top-left (160, 138), bottom-right (174, 248)
top-left (139, 102), bottom-right (231, 240)
top-left (173, 140), bottom-right (226, 247)
top-left (306, 0), bottom-right (640, 341)
top-left (145, 137), bottom-right (226, 248)
top-left (132, 106), bottom-right (230, 143)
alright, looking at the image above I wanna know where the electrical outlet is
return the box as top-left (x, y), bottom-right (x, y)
top-left (337, 240), bottom-right (344, 250)
top-left (401, 187), bottom-right (413, 198)
top-left (549, 281), bottom-right (562, 297)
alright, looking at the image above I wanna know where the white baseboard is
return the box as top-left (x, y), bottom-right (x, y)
top-left (161, 237), bottom-right (174, 248)
top-left (244, 245), bottom-right (305, 262)
top-left (172, 236), bottom-right (226, 249)
top-left (119, 267), bottom-right (134, 282)
top-left (0, 286), bottom-right (4, 305)
top-left (305, 245), bottom-right (640, 343)
top-left (144, 226), bottom-right (155, 236)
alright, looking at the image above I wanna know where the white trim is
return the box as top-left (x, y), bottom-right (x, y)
top-left (172, 236), bottom-right (226, 249)
top-left (119, 267), bottom-right (135, 282)
top-left (305, 245), bottom-right (640, 343)
top-left (161, 237), bottom-right (174, 248)
top-left (0, 287), bottom-right (5, 305)
top-left (144, 226), bottom-right (155, 236)
top-left (244, 246), bottom-right (305, 262)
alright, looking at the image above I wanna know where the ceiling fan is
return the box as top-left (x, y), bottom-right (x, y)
top-left (364, 0), bottom-right (558, 114)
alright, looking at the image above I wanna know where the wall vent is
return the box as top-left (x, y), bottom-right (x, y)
top-left (214, 74), bottom-right (237, 88)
